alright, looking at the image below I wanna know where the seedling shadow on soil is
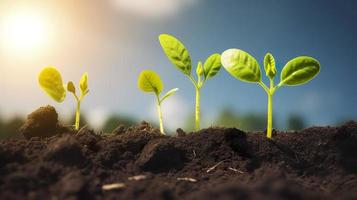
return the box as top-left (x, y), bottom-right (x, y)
top-left (0, 106), bottom-right (356, 200)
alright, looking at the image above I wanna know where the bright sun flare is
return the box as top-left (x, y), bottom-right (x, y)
top-left (1, 10), bottom-right (48, 53)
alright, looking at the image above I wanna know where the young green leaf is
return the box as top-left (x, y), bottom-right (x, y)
top-left (38, 67), bottom-right (66, 103)
top-left (280, 56), bottom-right (320, 86)
top-left (138, 70), bottom-right (163, 95)
top-left (160, 88), bottom-right (179, 103)
top-left (221, 49), bottom-right (261, 83)
top-left (264, 53), bottom-right (276, 79)
top-left (79, 72), bottom-right (89, 95)
top-left (203, 53), bottom-right (221, 80)
top-left (159, 34), bottom-right (192, 75)
top-left (67, 81), bottom-right (76, 94)
top-left (196, 61), bottom-right (204, 77)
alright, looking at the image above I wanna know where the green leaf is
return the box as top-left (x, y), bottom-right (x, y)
top-left (280, 56), bottom-right (320, 86)
top-left (38, 67), bottom-right (66, 103)
top-left (79, 72), bottom-right (89, 95)
top-left (160, 88), bottom-right (179, 103)
top-left (221, 49), bottom-right (261, 82)
top-left (264, 53), bottom-right (276, 79)
top-left (204, 53), bottom-right (221, 80)
top-left (196, 61), bottom-right (203, 77)
top-left (138, 70), bottom-right (163, 94)
top-left (67, 81), bottom-right (76, 94)
top-left (159, 34), bottom-right (192, 75)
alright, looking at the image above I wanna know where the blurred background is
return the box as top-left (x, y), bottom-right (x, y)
top-left (0, 0), bottom-right (356, 138)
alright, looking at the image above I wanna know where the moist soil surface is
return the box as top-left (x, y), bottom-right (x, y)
top-left (0, 107), bottom-right (357, 200)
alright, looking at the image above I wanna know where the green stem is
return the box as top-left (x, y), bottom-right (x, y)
top-left (155, 94), bottom-right (164, 134)
top-left (187, 75), bottom-right (198, 88)
top-left (75, 100), bottom-right (81, 130)
top-left (267, 92), bottom-right (273, 138)
top-left (258, 81), bottom-right (269, 95)
top-left (195, 87), bottom-right (200, 131)
top-left (273, 81), bottom-right (283, 92)
top-left (266, 78), bottom-right (274, 139)
top-left (157, 103), bottom-right (164, 134)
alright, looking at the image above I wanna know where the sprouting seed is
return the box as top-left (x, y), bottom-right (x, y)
top-left (221, 49), bottom-right (320, 138)
top-left (38, 67), bottom-right (89, 130)
top-left (138, 70), bottom-right (178, 134)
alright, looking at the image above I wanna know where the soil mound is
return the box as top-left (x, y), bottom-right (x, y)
top-left (19, 105), bottom-right (68, 139)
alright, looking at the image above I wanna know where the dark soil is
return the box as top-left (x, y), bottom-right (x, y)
top-left (0, 106), bottom-right (356, 200)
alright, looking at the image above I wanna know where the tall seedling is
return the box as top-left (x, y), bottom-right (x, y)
top-left (221, 49), bottom-right (320, 138)
top-left (159, 34), bottom-right (221, 130)
top-left (138, 70), bottom-right (178, 134)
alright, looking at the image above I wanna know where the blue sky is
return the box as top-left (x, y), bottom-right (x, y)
top-left (0, 0), bottom-right (356, 130)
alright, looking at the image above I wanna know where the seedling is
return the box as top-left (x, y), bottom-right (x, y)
top-left (138, 70), bottom-right (178, 134)
top-left (221, 49), bottom-right (320, 138)
top-left (38, 67), bottom-right (89, 130)
top-left (159, 34), bottom-right (222, 130)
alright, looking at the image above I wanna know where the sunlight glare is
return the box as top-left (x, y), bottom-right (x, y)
top-left (1, 10), bottom-right (48, 53)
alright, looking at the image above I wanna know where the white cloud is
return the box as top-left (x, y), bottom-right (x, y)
top-left (111, 0), bottom-right (199, 19)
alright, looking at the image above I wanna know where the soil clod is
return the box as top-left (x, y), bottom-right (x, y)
top-left (43, 135), bottom-right (87, 166)
top-left (176, 128), bottom-right (186, 137)
top-left (136, 139), bottom-right (186, 172)
top-left (19, 105), bottom-right (64, 139)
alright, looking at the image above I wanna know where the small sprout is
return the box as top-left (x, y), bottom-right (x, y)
top-left (221, 49), bottom-right (320, 138)
top-left (159, 34), bottom-right (222, 130)
top-left (138, 70), bottom-right (178, 134)
top-left (67, 72), bottom-right (89, 130)
top-left (38, 67), bottom-right (89, 130)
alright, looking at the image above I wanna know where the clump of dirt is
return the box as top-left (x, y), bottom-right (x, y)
top-left (94, 122), bottom-right (162, 169)
top-left (43, 135), bottom-right (87, 167)
top-left (0, 107), bottom-right (356, 199)
top-left (19, 105), bottom-right (68, 139)
top-left (136, 138), bottom-right (187, 172)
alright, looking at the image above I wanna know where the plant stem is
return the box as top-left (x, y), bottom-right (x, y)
top-left (258, 81), bottom-right (269, 95)
top-left (195, 87), bottom-right (200, 131)
top-left (267, 93), bottom-right (273, 138)
top-left (266, 78), bottom-right (274, 139)
top-left (75, 100), bottom-right (81, 131)
top-left (155, 94), bottom-right (165, 134)
top-left (157, 104), bottom-right (164, 134)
